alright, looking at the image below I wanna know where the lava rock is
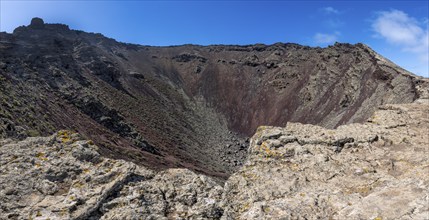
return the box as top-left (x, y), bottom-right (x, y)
top-left (29, 17), bottom-right (45, 29)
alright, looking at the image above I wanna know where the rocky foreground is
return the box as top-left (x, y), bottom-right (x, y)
top-left (1, 98), bottom-right (428, 219)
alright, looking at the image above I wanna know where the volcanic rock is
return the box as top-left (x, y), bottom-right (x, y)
top-left (0, 131), bottom-right (223, 219)
top-left (0, 98), bottom-right (428, 219)
top-left (30, 17), bottom-right (45, 29)
top-left (222, 99), bottom-right (429, 219)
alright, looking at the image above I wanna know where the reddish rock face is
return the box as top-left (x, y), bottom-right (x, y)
top-left (0, 19), bottom-right (426, 178)
top-left (136, 43), bottom-right (422, 137)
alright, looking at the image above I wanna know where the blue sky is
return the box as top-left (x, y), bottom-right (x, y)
top-left (1, 1), bottom-right (428, 77)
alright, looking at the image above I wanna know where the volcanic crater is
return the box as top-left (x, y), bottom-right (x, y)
top-left (0, 18), bottom-right (426, 178)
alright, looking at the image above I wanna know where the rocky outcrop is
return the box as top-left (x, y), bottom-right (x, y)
top-left (223, 99), bottom-right (429, 219)
top-left (1, 98), bottom-right (428, 219)
top-left (0, 131), bottom-right (223, 219)
top-left (29, 17), bottom-right (45, 29)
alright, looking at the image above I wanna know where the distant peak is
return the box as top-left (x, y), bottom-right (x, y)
top-left (29, 17), bottom-right (45, 29)
top-left (12, 17), bottom-right (71, 35)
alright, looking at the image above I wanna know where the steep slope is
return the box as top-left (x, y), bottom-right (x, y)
top-left (0, 18), bottom-right (427, 177)
top-left (1, 98), bottom-right (427, 219)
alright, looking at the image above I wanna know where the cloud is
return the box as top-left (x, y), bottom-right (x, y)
top-left (372, 10), bottom-right (423, 45)
top-left (372, 9), bottom-right (429, 64)
top-left (324, 19), bottom-right (344, 28)
top-left (314, 32), bottom-right (340, 44)
top-left (321, 7), bottom-right (340, 15)
top-left (318, 7), bottom-right (344, 30)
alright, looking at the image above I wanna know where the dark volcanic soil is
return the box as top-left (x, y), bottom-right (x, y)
top-left (0, 18), bottom-right (426, 178)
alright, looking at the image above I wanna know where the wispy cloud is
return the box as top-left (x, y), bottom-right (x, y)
top-left (314, 32), bottom-right (340, 44)
top-left (324, 19), bottom-right (344, 28)
top-left (372, 9), bottom-right (428, 65)
top-left (317, 7), bottom-right (344, 38)
top-left (321, 7), bottom-right (340, 15)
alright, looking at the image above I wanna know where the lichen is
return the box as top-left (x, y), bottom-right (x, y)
top-left (57, 130), bottom-right (75, 143)
top-left (239, 202), bottom-right (251, 213)
top-left (36, 152), bottom-right (48, 161)
top-left (72, 181), bottom-right (84, 188)
top-left (259, 142), bottom-right (282, 159)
